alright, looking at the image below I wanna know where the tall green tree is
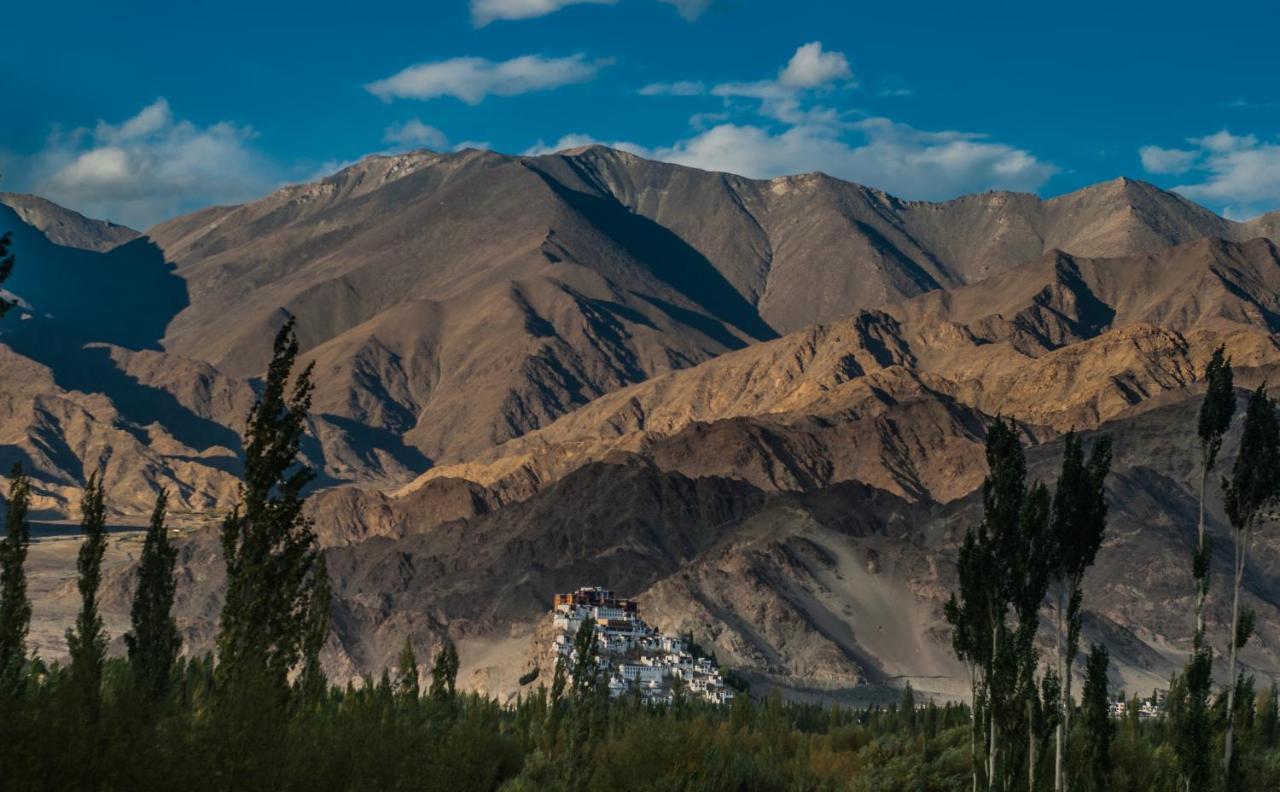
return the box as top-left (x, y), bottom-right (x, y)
top-left (125, 490), bottom-right (181, 701)
top-left (947, 418), bottom-right (1053, 791)
top-left (67, 473), bottom-right (109, 719)
top-left (0, 463), bottom-right (32, 694)
top-left (1221, 385), bottom-right (1279, 782)
top-left (566, 619), bottom-right (601, 792)
top-left (430, 637), bottom-right (459, 702)
top-left (295, 553), bottom-right (331, 710)
top-left (1047, 431), bottom-right (1112, 792)
top-left (396, 636), bottom-right (420, 701)
top-left (1079, 644), bottom-right (1113, 792)
top-left (1195, 348), bottom-right (1235, 643)
top-left (1168, 645), bottom-right (1215, 791)
top-left (1012, 481), bottom-right (1053, 792)
top-left (216, 318), bottom-right (320, 695)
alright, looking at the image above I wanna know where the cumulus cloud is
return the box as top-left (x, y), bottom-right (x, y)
top-left (471, 0), bottom-right (711, 24)
top-left (653, 119), bottom-right (1055, 198)
top-left (708, 41), bottom-right (855, 125)
top-left (1139, 130), bottom-right (1280, 218)
top-left (384, 119), bottom-right (450, 149)
top-left (533, 43), bottom-right (1054, 200)
top-left (366, 54), bottom-right (608, 104)
top-left (1138, 145), bottom-right (1199, 175)
top-left (778, 42), bottom-right (852, 89)
top-left (659, 0), bottom-right (714, 19)
top-left (27, 98), bottom-right (278, 229)
top-left (471, 0), bottom-right (616, 26)
top-left (523, 133), bottom-right (646, 157)
top-left (639, 81), bottom-right (706, 97)
top-left (524, 120), bottom-right (1055, 199)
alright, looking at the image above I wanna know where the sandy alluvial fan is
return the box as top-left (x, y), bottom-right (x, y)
top-left (3, 146), bottom-right (1280, 702)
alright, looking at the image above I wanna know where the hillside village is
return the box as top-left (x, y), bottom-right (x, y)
top-left (549, 587), bottom-right (736, 705)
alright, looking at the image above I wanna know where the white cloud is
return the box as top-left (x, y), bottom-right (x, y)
top-left (366, 54), bottom-right (608, 104)
top-left (523, 134), bottom-right (646, 157)
top-left (28, 98), bottom-right (278, 229)
top-left (470, 0), bottom-right (711, 24)
top-left (470, 0), bottom-right (616, 26)
top-left (709, 42), bottom-right (855, 125)
top-left (779, 42), bottom-right (852, 89)
top-left (659, 0), bottom-right (714, 19)
top-left (1138, 145), bottom-right (1199, 175)
top-left (1140, 130), bottom-right (1280, 218)
top-left (384, 119), bottom-right (450, 149)
top-left (639, 81), bottom-right (706, 97)
top-left (647, 119), bottom-right (1055, 198)
top-left (525, 120), bottom-right (1055, 199)
top-left (528, 44), bottom-right (1054, 200)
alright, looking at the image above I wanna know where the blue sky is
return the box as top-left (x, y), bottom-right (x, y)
top-left (5, 0), bottom-right (1280, 228)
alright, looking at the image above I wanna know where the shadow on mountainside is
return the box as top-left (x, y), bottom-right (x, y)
top-left (1, 316), bottom-right (244, 458)
top-left (1, 205), bottom-right (188, 350)
top-left (526, 165), bottom-right (779, 344)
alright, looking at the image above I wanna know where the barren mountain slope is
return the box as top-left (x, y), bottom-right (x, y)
top-left (4, 149), bottom-right (1279, 521)
top-left (147, 147), bottom-right (1280, 461)
top-left (69, 390), bottom-right (1280, 704)
top-left (0, 193), bottom-right (139, 252)
top-left (408, 237), bottom-right (1280, 504)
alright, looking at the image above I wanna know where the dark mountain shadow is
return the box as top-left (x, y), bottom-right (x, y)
top-left (0, 205), bottom-right (188, 350)
top-left (524, 164), bottom-right (779, 343)
top-left (634, 293), bottom-right (750, 351)
top-left (317, 413), bottom-right (432, 474)
top-left (1, 316), bottom-right (242, 454)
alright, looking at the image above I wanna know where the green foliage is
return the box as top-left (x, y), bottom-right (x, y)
top-left (1222, 385), bottom-right (1280, 779)
top-left (1223, 385), bottom-right (1280, 534)
top-left (1080, 644), bottom-right (1113, 792)
top-left (0, 463), bottom-right (32, 696)
top-left (125, 490), bottom-right (180, 701)
top-left (1198, 346), bottom-right (1236, 470)
top-left (396, 636), bottom-right (420, 701)
top-left (217, 317), bottom-right (321, 696)
top-left (946, 418), bottom-right (1062, 789)
top-left (296, 552), bottom-right (332, 711)
top-left (1168, 645), bottom-right (1216, 791)
top-left (431, 638), bottom-right (460, 702)
top-left (66, 473), bottom-right (109, 721)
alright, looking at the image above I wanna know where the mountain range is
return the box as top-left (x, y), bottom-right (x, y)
top-left (4, 147), bottom-right (1280, 702)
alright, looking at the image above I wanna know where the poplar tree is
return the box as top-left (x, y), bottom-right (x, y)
top-left (67, 473), bottom-right (109, 719)
top-left (1080, 644), bottom-right (1113, 792)
top-left (1048, 431), bottom-right (1112, 792)
top-left (1221, 385), bottom-right (1279, 782)
top-left (947, 418), bottom-right (1051, 790)
top-left (296, 553), bottom-right (331, 710)
top-left (125, 490), bottom-right (181, 701)
top-left (217, 318), bottom-right (321, 695)
top-left (396, 636), bottom-right (420, 701)
top-left (0, 463), bottom-right (32, 694)
top-left (1195, 348), bottom-right (1235, 641)
top-left (430, 638), bottom-right (459, 701)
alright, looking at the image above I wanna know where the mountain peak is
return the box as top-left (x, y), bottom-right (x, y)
top-left (0, 193), bottom-right (140, 252)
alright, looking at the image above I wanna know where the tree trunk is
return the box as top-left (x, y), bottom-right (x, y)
top-left (970, 665), bottom-right (980, 792)
top-left (1029, 696), bottom-right (1037, 792)
top-left (990, 622), bottom-right (1000, 791)
top-left (1062, 585), bottom-right (1077, 792)
top-left (1224, 528), bottom-right (1246, 776)
top-left (1054, 588), bottom-right (1065, 792)
top-left (1196, 465), bottom-right (1209, 643)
